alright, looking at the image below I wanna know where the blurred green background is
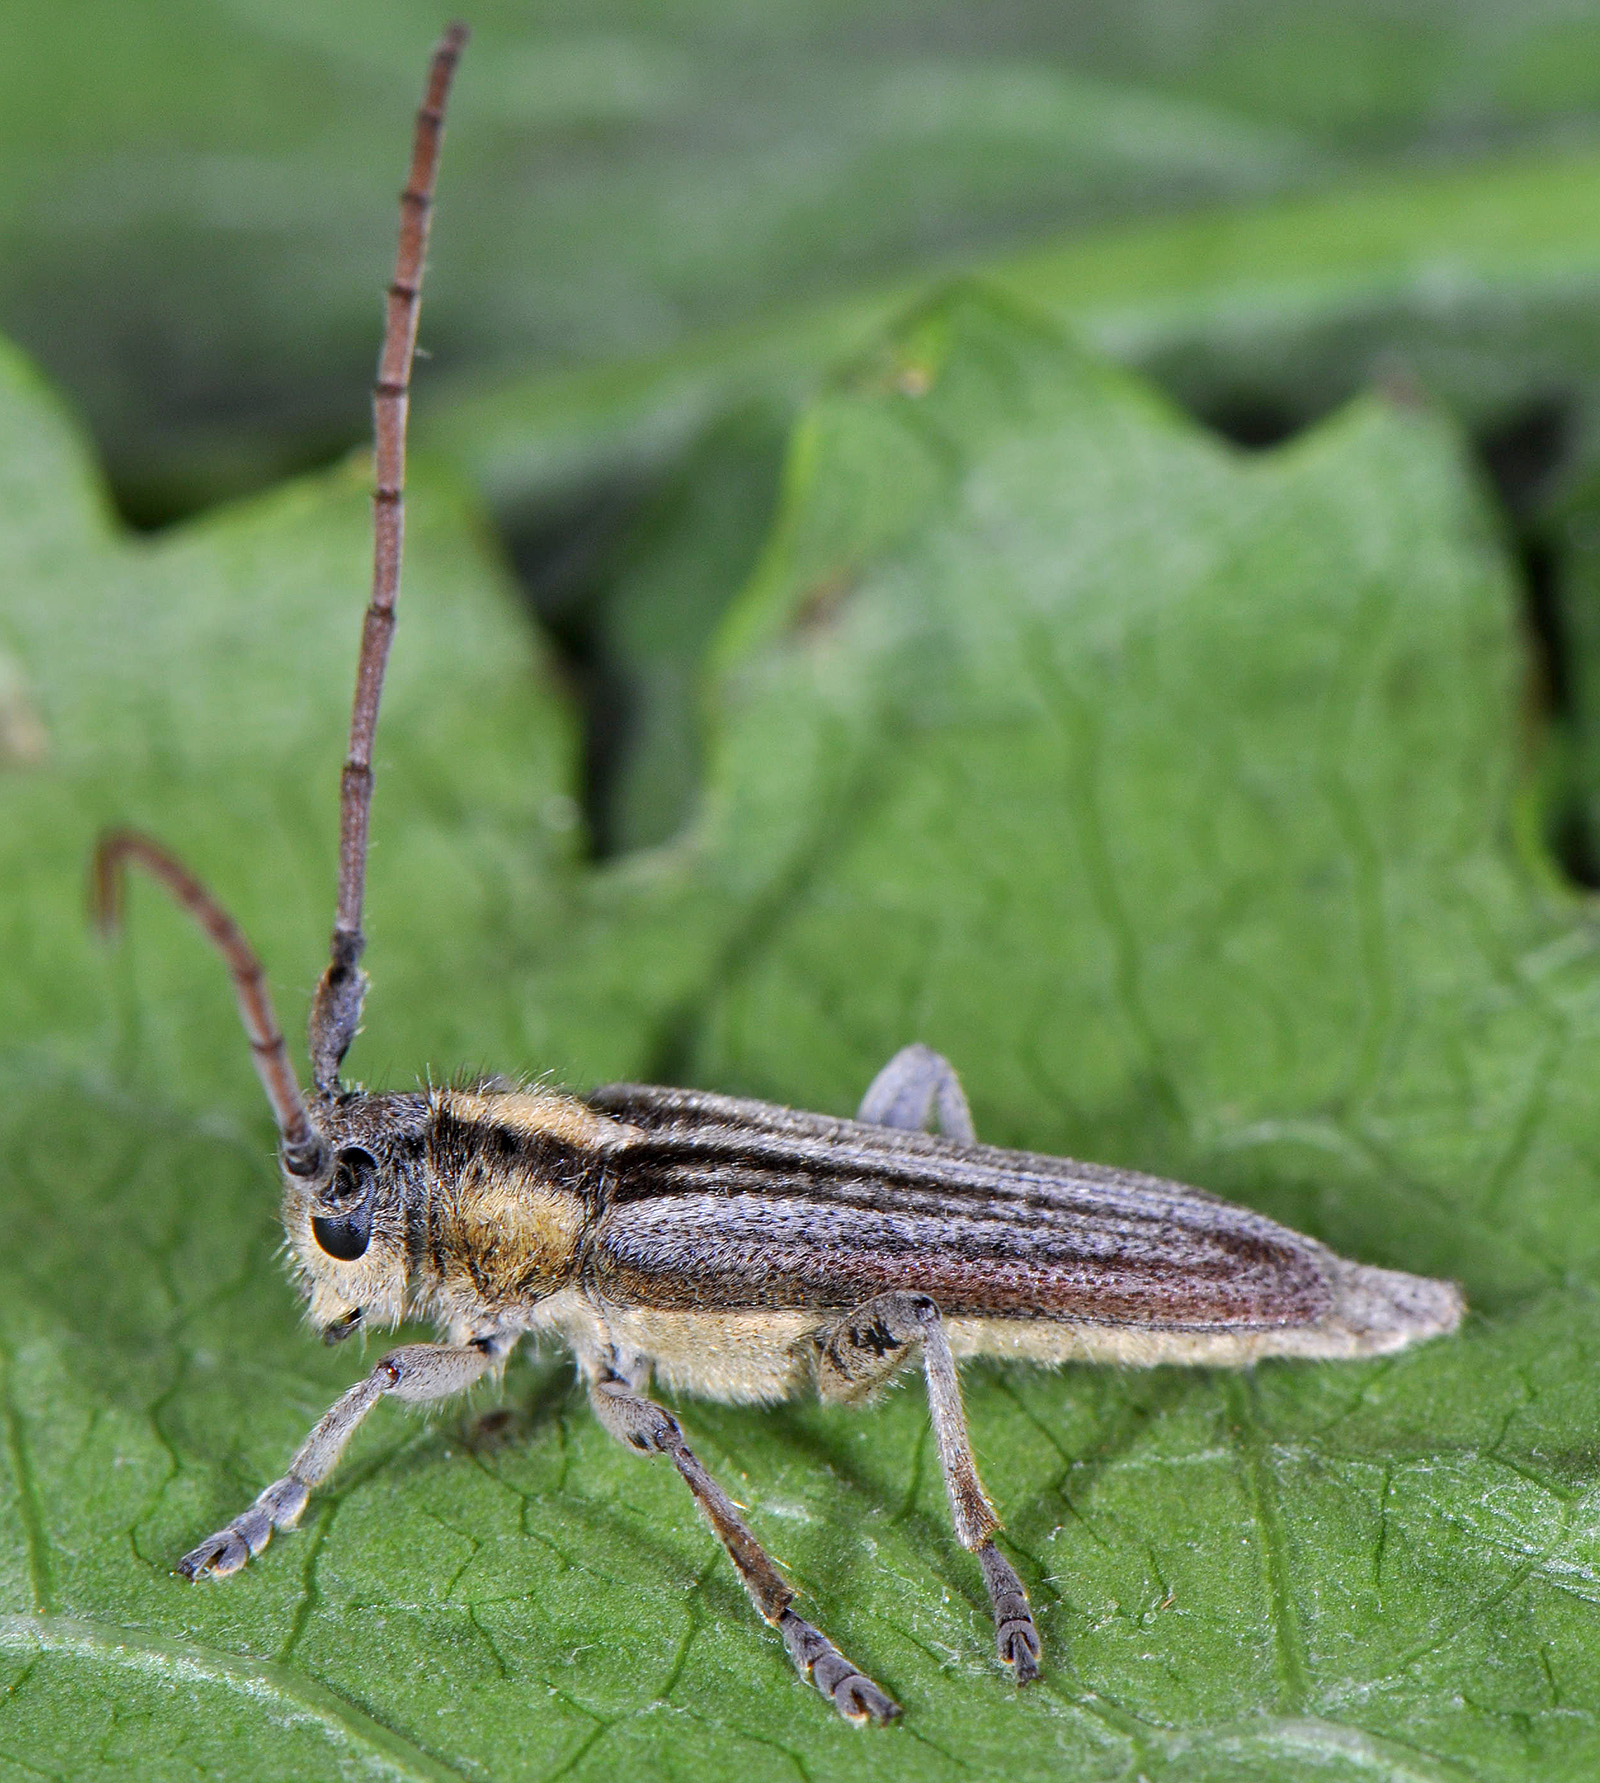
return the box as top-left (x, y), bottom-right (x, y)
top-left (17, 0), bottom-right (1600, 518)
top-left (16, 0), bottom-right (1600, 856)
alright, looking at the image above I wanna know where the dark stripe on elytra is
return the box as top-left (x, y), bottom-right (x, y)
top-left (585, 1084), bottom-right (1331, 1328)
top-left (611, 1149), bottom-right (1224, 1235)
top-left (601, 1121), bottom-right (1255, 1249)
top-left (593, 1097), bottom-right (1315, 1249)
top-left (591, 1082), bottom-right (1229, 1213)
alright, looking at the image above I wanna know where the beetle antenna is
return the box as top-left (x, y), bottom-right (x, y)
top-left (308, 22), bottom-right (469, 1095)
top-left (92, 830), bottom-right (325, 1176)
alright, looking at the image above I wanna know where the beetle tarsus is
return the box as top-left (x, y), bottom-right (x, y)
top-left (179, 1474), bottom-right (311, 1579)
top-left (978, 1539), bottom-right (1042, 1683)
top-left (178, 1528), bottom-right (250, 1579)
top-left (779, 1608), bottom-right (901, 1724)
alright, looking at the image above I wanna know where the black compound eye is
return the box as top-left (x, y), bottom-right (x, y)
top-left (311, 1147), bottom-right (377, 1261)
top-left (311, 1206), bottom-right (372, 1261)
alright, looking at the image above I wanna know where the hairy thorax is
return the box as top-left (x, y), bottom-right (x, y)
top-left (409, 1086), bottom-right (631, 1339)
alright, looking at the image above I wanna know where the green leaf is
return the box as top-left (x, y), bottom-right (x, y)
top-left (4, 289), bottom-right (1600, 1779)
top-left (437, 146), bottom-right (1600, 889)
top-left (431, 143), bottom-right (1600, 523)
top-left (0, 0), bottom-right (1317, 520)
top-left (596, 401), bottom-right (793, 854)
top-left (16, 0), bottom-right (1600, 521)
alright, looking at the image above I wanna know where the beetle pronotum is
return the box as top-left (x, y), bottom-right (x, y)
top-left (93, 24), bottom-right (1465, 1726)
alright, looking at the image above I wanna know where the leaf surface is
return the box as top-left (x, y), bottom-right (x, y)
top-left (430, 143), bottom-right (1600, 524)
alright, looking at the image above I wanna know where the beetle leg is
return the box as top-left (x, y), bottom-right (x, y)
top-left (813, 1291), bottom-right (1041, 1684)
top-left (179, 1340), bottom-right (501, 1579)
top-left (857, 1044), bottom-right (975, 1143)
top-left (585, 1369), bottom-right (900, 1725)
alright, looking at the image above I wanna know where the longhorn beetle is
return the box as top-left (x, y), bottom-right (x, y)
top-left (93, 23), bottom-right (1465, 1726)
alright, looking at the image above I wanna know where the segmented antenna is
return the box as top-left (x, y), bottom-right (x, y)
top-left (92, 831), bottom-right (324, 1175)
top-left (309, 22), bottom-right (469, 1094)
